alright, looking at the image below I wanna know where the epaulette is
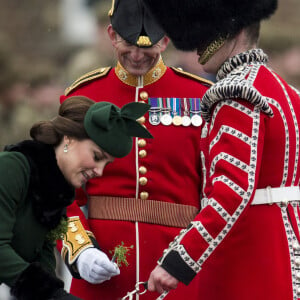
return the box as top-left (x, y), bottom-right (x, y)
top-left (171, 66), bottom-right (213, 87)
top-left (64, 67), bottom-right (112, 96)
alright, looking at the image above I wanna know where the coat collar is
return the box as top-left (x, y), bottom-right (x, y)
top-left (115, 56), bottom-right (167, 87)
top-left (5, 140), bottom-right (75, 229)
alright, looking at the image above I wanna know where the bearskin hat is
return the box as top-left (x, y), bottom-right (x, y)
top-left (142, 0), bottom-right (277, 51)
top-left (109, 0), bottom-right (165, 47)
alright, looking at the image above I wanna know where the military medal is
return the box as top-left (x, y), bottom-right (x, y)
top-left (182, 98), bottom-right (191, 126)
top-left (191, 113), bottom-right (203, 126)
top-left (161, 111), bottom-right (172, 125)
top-left (149, 109), bottom-right (160, 125)
top-left (171, 98), bottom-right (182, 126)
top-left (148, 98), bottom-right (161, 125)
top-left (182, 115), bottom-right (191, 126)
top-left (190, 98), bottom-right (203, 127)
top-left (160, 98), bottom-right (172, 126)
top-left (173, 115), bottom-right (182, 126)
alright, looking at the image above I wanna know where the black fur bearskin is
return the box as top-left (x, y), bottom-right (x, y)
top-left (142, 0), bottom-right (277, 51)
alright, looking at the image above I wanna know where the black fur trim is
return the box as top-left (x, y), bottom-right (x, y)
top-left (10, 262), bottom-right (64, 300)
top-left (143, 0), bottom-right (278, 51)
top-left (52, 288), bottom-right (82, 299)
top-left (4, 140), bottom-right (75, 229)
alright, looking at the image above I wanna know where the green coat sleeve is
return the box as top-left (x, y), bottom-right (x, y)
top-left (0, 152), bottom-right (31, 286)
top-left (38, 240), bottom-right (57, 275)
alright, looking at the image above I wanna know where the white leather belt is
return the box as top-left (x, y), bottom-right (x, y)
top-left (252, 186), bottom-right (300, 205)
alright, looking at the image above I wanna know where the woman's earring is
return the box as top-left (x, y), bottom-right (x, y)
top-left (64, 144), bottom-right (68, 153)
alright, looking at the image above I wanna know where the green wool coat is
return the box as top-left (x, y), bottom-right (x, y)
top-left (0, 141), bottom-right (74, 287)
top-left (0, 151), bottom-right (55, 286)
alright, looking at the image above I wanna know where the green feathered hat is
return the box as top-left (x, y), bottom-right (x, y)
top-left (84, 101), bottom-right (152, 158)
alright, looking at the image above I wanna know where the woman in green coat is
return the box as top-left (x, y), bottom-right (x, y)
top-left (0, 96), bottom-right (151, 300)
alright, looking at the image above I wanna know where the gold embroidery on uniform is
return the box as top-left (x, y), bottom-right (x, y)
top-left (118, 69), bottom-right (128, 81)
top-left (152, 68), bottom-right (162, 79)
top-left (115, 56), bottom-right (167, 87)
top-left (62, 216), bottom-right (94, 264)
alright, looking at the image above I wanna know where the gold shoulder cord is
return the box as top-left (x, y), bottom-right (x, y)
top-left (170, 67), bottom-right (213, 86)
top-left (64, 67), bottom-right (111, 96)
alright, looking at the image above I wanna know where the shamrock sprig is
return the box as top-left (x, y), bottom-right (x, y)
top-left (46, 216), bottom-right (68, 242)
top-left (110, 241), bottom-right (134, 267)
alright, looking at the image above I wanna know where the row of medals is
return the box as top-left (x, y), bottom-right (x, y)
top-left (149, 108), bottom-right (203, 127)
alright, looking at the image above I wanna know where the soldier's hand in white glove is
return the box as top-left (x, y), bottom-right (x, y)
top-left (76, 248), bottom-right (120, 284)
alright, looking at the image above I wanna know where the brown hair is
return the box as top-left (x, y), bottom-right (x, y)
top-left (30, 96), bottom-right (94, 146)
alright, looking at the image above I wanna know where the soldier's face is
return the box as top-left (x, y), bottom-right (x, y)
top-left (108, 25), bottom-right (169, 76)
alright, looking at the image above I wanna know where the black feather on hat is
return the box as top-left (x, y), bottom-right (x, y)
top-left (109, 0), bottom-right (165, 47)
top-left (142, 0), bottom-right (278, 51)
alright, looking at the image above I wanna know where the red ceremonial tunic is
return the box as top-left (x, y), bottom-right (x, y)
top-left (58, 57), bottom-right (211, 299)
top-left (158, 49), bottom-right (300, 300)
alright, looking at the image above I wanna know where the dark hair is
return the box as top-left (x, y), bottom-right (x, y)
top-left (30, 96), bottom-right (94, 146)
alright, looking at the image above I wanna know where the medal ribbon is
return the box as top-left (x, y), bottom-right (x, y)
top-left (149, 97), bottom-right (160, 109)
top-left (170, 98), bottom-right (181, 117)
top-left (189, 98), bottom-right (201, 113)
top-left (162, 98), bottom-right (171, 114)
top-left (148, 98), bottom-right (161, 125)
top-left (183, 98), bottom-right (190, 116)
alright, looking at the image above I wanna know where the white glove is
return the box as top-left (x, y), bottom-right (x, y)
top-left (76, 248), bottom-right (120, 284)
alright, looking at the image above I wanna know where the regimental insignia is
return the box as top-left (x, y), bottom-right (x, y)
top-left (62, 216), bottom-right (95, 264)
top-left (148, 97), bottom-right (202, 127)
top-left (64, 67), bottom-right (111, 96)
top-left (137, 36), bottom-right (152, 47)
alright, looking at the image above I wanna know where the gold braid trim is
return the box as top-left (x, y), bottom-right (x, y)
top-left (115, 56), bottom-right (167, 86)
top-left (64, 67), bottom-right (111, 96)
top-left (171, 67), bottom-right (213, 86)
top-left (198, 37), bottom-right (226, 65)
